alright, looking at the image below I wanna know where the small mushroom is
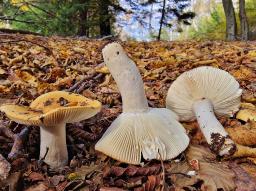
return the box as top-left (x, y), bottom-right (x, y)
top-left (0, 91), bottom-right (101, 168)
top-left (95, 42), bottom-right (189, 164)
top-left (166, 66), bottom-right (242, 156)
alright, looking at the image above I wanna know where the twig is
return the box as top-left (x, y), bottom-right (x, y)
top-left (37, 147), bottom-right (49, 166)
top-left (8, 127), bottom-right (29, 160)
top-left (40, 147), bottom-right (49, 161)
top-left (0, 28), bottom-right (42, 36)
top-left (67, 71), bottom-right (96, 92)
top-left (0, 17), bottom-right (35, 24)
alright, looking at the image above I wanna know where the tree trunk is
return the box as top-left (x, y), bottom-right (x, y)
top-left (157, 0), bottom-right (166, 41)
top-left (99, 0), bottom-right (111, 36)
top-left (239, 0), bottom-right (249, 40)
top-left (222, 0), bottom-right (237, 40)
top-left (78, 0), bottom-right (89, 36)
top-left (78, 9), bottom-right (89, 36)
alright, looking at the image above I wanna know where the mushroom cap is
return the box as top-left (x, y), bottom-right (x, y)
top-left (0, 91), bottom-right (101, 126)
top-left (95, 108), bottom-right (189, 164)
top-left (102, 42), bottom-right (127, 63)
top-left (0, 104), bottom-right (43, 126)
top-left (166, 66), bottom-right (242, 121)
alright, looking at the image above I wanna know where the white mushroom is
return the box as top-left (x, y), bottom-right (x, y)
top-left (95, 42), bottom-right (189, 164)
top-left (0, 91), bottom-right (101, 168)
top-left (166, 66), bottom-right (242, 156)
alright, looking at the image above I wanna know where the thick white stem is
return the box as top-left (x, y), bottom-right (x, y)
top-left (193, 99), bottom-right (236, 156)
top-left (103, 44), bottom-right (148, 112)
top-left (40, 123), bottom-right (68, 168)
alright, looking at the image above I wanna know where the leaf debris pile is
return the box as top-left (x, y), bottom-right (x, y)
top-left (0, 33), bottom-right (256, 190)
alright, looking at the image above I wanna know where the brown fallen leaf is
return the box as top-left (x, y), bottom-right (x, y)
top-left (103, 164), bottom-right (161, 178)
top-left (24, 182), bottom-right (49, 191)
top-left (0, 172), bottom-right (22, 191)
top-left (229, 162), bottom-right (256, 191)
top-left (0, 154), bottom-right (11, 180)
top-left (226, 121), bottom-right (256, 146)
top-left (169, 145), bottom-right (236, 191)
top-left (100, 187), bottom-right (127, 191)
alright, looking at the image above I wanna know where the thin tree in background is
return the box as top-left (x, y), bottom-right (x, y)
top-left (239, 0), bottom-right (249, 40)
top-left (222, 0), bottom-right (237, 40)
top-left (157, 0), bottom-right (166, 40)
top-left (99, 0), bottom-right (111, 36)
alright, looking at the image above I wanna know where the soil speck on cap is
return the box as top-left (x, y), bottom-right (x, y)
top-left (58, 97), bottom-right (69, 106)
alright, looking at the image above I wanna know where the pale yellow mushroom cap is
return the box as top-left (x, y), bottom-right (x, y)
top-left (166, 66), bottom-right (242, 121)
top-left (0, 91), bottom-right (102, 126)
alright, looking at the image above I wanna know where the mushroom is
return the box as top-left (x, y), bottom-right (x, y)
top-left (166, 66), bottom-right (242, 156)
top-left (95, 42), bottom-right (189, 164)
top-left (0, 91), bottom-right (101, 168)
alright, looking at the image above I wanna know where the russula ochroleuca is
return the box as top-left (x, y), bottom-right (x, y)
top-left (166, 66), bottom-right (242, 156)
top-left (0, 91), bottom-right (101, 168)
top-left (95, 42), bottom-right (189, 164)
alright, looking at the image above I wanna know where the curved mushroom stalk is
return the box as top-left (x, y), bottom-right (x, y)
top-left (193, 99), bottom-right (236, 156)
top-left (101, 42), bottom-right (148, 113)
top-left (40, 123), bottom-right (68, 168)
top-left (95, 42), bottom-right (189, 164)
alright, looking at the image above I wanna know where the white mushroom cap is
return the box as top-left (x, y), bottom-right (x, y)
top-left (166, 66), bottom-right (242, 121)
top-left (95, 108), bottom-right (189, 165)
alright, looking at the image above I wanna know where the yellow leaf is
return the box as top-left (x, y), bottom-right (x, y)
top-left (240, 102), bottom-right (256, 110)
top-left (67, 173), bottom-right (79, 180)
top-left (95, 66), bottom-right (110, 74)
top-left (231, 66), bottom-right (254, 80)
top-left (236, 109), bottom-right (256, 122)
top-left (20, 5), bottom-right (29, 11)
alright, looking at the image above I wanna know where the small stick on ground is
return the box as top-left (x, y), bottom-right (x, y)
top-left (8, 127), bottom-right (29, 160)
top-left (67, 71), bottom-right (96, 92)
top-left (38, 147), bottom-right (49, 166)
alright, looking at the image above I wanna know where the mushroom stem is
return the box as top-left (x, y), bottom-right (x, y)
top-left (40, 123), bottom-right (68, 168)
top-left (103, 45), bottom-right (148, 112)
top-left (192, 99), bottom-right (236, 156)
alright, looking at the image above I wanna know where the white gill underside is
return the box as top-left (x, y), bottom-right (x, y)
top-left (95, 108), bottom-right (189, 164)
top-left (166, 66), bottom-right (242, 121)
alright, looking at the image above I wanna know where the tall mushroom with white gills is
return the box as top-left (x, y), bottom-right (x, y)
top-left (0, 91), bottom-right (101, 168)
top-left (95, 42), bottom-right (189, 164)
top-left (166, 66), bottom-right (242, 156)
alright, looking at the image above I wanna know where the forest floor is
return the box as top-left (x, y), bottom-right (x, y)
top-left (0, 33), bottom-right (256, 191)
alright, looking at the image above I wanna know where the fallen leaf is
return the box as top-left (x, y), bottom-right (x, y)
top-left (0, 172), bottom-right (22, 191)
top-left (226, 121), bottom-right (256, 146)
top-left (169, 145), bottom-right (236, 191)
top-left (0, 154), bottom-right (11, 180)
top-left (236, 109), bottom-right (256, 122)
top-left (229, 162), bottom-right (256, 191)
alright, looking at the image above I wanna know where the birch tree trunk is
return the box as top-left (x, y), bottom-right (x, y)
top-left (222, 0), bottom-right (237, 40)
top-left (239, 0), bottom-right (249, 40)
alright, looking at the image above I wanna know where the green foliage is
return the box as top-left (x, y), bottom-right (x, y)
top-left (183, 0), bottom-right (256, 40)
top-left (183, 4), bottom-right (226, 40)
top-left (1, 0), bottom-right (113, 36)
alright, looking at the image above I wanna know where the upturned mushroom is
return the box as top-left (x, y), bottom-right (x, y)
top-left (95, 42), bottom-right (189, 164)
top-left (0, 91), bottom-right (101, 168)
top-left (166, 66), bottom-right (242, 156)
